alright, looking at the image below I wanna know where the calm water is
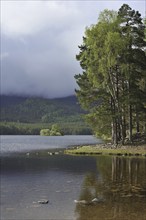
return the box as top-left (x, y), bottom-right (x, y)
top-left (1, 136), bottom-right (146, 220)
top-left (0, 135), bottom-right (102, 155)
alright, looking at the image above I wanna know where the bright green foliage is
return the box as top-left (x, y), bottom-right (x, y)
top-left (75, 4), bottom-right (146, 144)
top-left (49, 124), bottom-right (63, 136)
top-left (40, 124), bottom-right (63, 136)
top-left (40, 129), bottom-right (51, 136)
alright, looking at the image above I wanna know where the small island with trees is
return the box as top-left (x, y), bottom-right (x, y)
top-left (40, 124), bottom-right (63, 136)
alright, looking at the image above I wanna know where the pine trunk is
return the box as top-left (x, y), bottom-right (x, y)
top-left (129, 104), bottom-right (133, 142)
top-left (136, 110), bottom-right (140, 133)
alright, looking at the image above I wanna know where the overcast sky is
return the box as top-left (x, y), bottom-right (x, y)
top-left (1, 0), bottom-right (145, 98)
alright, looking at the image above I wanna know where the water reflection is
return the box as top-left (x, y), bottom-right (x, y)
top-left (1, 154), bottom-right (97, 220)
top-left (1, 154), bottom-right (146, 220)
top-left (75, 156), bottom-right (146, 220)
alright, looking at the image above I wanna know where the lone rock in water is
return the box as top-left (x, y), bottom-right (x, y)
top-left (38, 199), bottom-right (49, 204)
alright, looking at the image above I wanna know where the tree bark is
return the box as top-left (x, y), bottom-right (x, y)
top-left (136, 106), bottom-right (140, 133)
top-left (129, 104), bottom-right (133, 142)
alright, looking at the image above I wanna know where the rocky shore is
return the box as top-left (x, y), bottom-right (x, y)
top-left (65, 143), bottom-right (146, 157)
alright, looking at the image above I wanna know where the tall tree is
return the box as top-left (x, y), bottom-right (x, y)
top-left (118, 4), bottom-right (146, 141)
top-left (75, 4), bottom-right (146, 145)
top-left (76, 9), bottom-right (123, 144)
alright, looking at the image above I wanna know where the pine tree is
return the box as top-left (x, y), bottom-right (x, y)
top-left (75, 5), bottom-right (146, 145)
top-left (118, 4), bottom-right (146, 142)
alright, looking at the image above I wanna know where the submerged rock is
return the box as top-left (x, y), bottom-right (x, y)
top-left (74, 200), bottom-right (92, 205)
top-left (38, 199), bottom-right (49, 204)
top-left (91, 198), bottom-right (100, 203)
top-left (74, 197), bottom-right (105, 205)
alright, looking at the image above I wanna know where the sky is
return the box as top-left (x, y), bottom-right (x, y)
top-left (1, 0), bottom-right (145, 98)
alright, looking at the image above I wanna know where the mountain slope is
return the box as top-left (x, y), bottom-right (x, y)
top-left (0, 95), bottom-right (92, 135)
top-left (0, 95), bottom-right (85, 123)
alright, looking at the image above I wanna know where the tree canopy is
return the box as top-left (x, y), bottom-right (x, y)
top-left (40, 124), bottom-right (63, 136)
top-left (75, 4), bottom-right (146, 145)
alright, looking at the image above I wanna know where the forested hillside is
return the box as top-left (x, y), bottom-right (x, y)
top-left (0, 95), bottom-right (91, 135)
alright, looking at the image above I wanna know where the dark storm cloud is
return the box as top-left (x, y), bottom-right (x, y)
top-left (1, 32), bottom-right (80, 97)
top-left (1, 1), bottom-right (145, 98)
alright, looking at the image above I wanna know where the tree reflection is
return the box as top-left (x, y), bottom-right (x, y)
top-left (75, 156), bottom-right (146, 220)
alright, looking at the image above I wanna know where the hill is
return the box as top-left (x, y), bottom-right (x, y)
top-left (0, 95), bottom-right (91, 135)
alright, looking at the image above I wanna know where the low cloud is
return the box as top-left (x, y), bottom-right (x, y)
top-left (1, 1), bottom-right (145, 98)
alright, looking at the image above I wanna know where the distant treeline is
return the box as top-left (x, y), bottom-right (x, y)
top-left (0, 95), bottom-right (92, 135)
top-left (0, 122), bottom-right (92, 135)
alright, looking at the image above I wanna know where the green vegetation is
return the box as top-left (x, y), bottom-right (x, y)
top-left (75, 4), bottom-right (146, 145)
top-left (40, 124), bottom-right (63, 136)
top-left (0, 95), bottom-right (92, 135)
top-left (0, 95), bottom-right (83, 123)
top-left (65, 145), bottom-right (146, 156)
top-left (0, 121), bottom-right (91, 135)
top-left (40, 129), bottom-right (51, 136)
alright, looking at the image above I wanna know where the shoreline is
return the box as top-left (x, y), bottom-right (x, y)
top-left (65, 143), bottom-right (146, 157)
